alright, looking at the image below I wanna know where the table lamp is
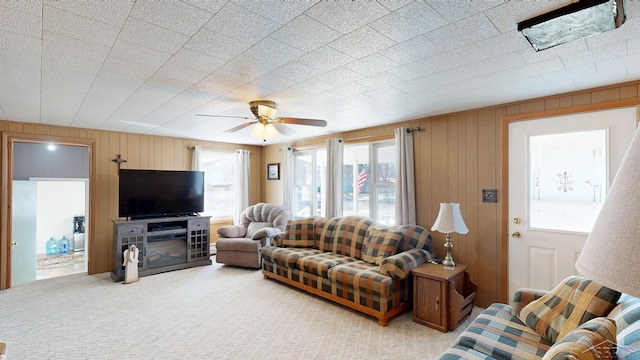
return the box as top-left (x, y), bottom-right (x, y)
top-left (431, 203), bottom-right (469, 270)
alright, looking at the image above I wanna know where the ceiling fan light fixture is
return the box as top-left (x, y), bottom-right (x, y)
top-left (517, 0), bottom-right (625, 51)
top-left (258, 104), bottom-right (278, 119)
top-left (250, 123), bottom-right (278, 140)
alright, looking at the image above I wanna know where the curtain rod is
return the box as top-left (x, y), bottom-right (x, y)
top-left (406, 127), bottom-right (421, 133)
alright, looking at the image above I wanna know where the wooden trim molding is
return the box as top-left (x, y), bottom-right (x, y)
top-left (0, 132), bottom-right (97, 289)
top-left (499, 98), bottom-right (640, 303)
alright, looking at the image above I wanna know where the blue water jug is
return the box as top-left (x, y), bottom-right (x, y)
top-left (46, 237), bottom-right (58, 255)
top-left (58, 235), bottom-right (71, 254)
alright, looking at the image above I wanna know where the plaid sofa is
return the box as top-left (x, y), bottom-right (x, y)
top-left (440, 288), bottom-right (640, 359)
top-left (261, 215), bottom-right (436, 326)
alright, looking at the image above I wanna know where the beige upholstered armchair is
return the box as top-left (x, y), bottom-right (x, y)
top-left (215, 203), bottom-right (290, 268)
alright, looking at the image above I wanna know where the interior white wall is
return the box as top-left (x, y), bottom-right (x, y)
top-left (35, 181), bottom-right (86, 254)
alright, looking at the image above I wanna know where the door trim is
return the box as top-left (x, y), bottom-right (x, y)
top-left (500, 98), bottom-right (640, 303)
top-left (1, 133), bottom-right (97, 289)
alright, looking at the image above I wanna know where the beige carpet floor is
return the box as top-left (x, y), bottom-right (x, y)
top-left (0, 260), bottom-right (481, 359)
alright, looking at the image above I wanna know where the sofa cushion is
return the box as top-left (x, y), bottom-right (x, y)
top-left (380, 248), bottom-right (433, 280)
top-left (261, 246), bottom-right (321, 267)
top-left (519, 276), bottom-right (621, 343)
top-left (296, 252), bottom-right (355, 278)
top-left (451, 303), bottom-right (552, 360)
top-left (326, 216), bottom-right (373, 258)
top-left (282, 218), bottom-right (315, 248)
top-left (396, 225), bottom-right (432, 252)
top-left (361, 227), bottom-right (401, 265)
top-left (542, 317), bottom-right (617, 360)
top-left (608, 294), bottom-right (640, 359)
top-left (327, 261), bottom-right (393, 298)
top-left (316, 217), bottom-right (339, 251)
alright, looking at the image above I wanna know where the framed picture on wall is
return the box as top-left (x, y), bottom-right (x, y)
top-left (267, 163), bottom-right (280, 180)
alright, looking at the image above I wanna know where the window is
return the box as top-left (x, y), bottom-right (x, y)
top-left (199, 150), bottom-right (235, 219)
top-left (292, 140), bottom-right (397, 224)
top-left (343, 141), bottom-right (396, 224)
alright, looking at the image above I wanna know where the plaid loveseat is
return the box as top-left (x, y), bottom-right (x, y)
top-left (440, 282), bottom-right (640, 359)
top-left (261, 215), bottom-right (436, 326)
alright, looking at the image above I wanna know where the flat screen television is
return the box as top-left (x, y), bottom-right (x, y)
top-left (119, 169), bottom-right (204, 219)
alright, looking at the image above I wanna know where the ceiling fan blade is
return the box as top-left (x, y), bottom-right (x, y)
top-left (272, 122), bottom-right (296, 136)
top-left (224, 121), bottom-right (257, 133)
top-left (196, 114), bottom-right (254, 120)
top-left (276, 117), bottom-right (327, 127)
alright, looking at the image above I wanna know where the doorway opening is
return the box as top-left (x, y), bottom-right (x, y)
top-left (11, 142), bottom-right (90, 284)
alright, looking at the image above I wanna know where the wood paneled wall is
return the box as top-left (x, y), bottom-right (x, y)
top-left (0, 121), bottom-right (263, 287)
top-left (263, 80), bottom-right (640, 308)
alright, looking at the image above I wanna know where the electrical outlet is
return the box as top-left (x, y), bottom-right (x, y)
top-left (482, 189), bottom-right (497, 203)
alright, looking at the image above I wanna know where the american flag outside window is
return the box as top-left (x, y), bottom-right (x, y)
top-left (357, 169), bottom-right (368, 192)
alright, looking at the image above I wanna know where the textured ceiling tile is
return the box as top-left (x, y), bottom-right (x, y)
top-left (427, 44), bottom-right (489, 72)
top-left (43, 31), bottom-right (108, 63)
top-left (44, 5), bottom-right (120, 47)
top-left (297, 45), bottom-right (355, 72)
top-left (42, 51), bottom-right (101, 75)
top-left (45, 0), bottom-right (132, 27)
top-left (204, 2), bottom-right (280, 44)
top-left (221, 54), bottom-right (279, 78)
top-left (0, 52), bottom-right (41, 122)
top-left (476, 30), bottom-right (531, 58)
top-left (387, 59), bottom-right (437, 81)
top-left (561, 41), bottom-right (629, 69)
top-left (41, 66), bottom-right (95, 124)
top-left (290, 78), bottom-right (334, 95)
top-left (429, 1), bottom-right (503, 22)
top-left (270, 62), bottom-right (322, 83)
top-left (102, 56), bottom-right (157, 80)
top-left (3, 0), bottom-right (43, 17)
top-left (585, 16), bottom-right (640, 50)
top-left (249, 74), bottom-right (295, 93)
top-left (320, 67), bottom-right (365, 86)
top-left (304, 1), bottom-right (388, 34)
top-left (269, 15), bottom-right (341, 52)
top-left (541, 64), bottom-right (597, 83)
top-left (169, 48), bottom-right (226, 74)
top-left (155, 63), bottom-right (207, 85)
top-left (484, 1), bottom-right (559, 34)
top-left (332, 82), bottom-right (374, 97)
top-left (425, 13), bottom-right (500, 52)
top-left (357, 72), bottom-right (403, 89)
top-left (201, 69), bottom-right (254, 90)
top-left (119, 17), bottom-right (189, 54)
top-left (131, 0), bottom-right (212, 36)
top-left (0, 31), bottom-right (41, 54)
top-left (343, 53), bottom-right (399, 76)
top-left (110, 39), bottom-right (172, 68)
top-left (378, 35), bottom-right (440, 65)
top-left (244, 37), bottom-right (306, 67)
top-left (329, 26), bottom-right (396, 59)
top-left (185, 28), bottom-right (251, 60)
top-left (1, 5), bottom-right (42, 39)
top-left (517, 38), bottom-right (588, 65)
top-left (369, 2), bottom-right (447, 43)
top-left (235, 0), bottom-right (316, 24)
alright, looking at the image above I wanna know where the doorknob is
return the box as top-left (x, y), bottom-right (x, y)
top-left (513, 217), bottom-right (521, 224)
top-left (512, 232), bottom-right (521, 238)
top-left (11, 242), bottom-right (17, 246)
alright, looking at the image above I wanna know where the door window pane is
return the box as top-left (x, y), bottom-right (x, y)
top-left (529, 129), bottom-right (607, 233)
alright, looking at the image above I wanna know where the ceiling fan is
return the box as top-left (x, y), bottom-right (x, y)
top-left (196, 100), bottom-right (327, 141)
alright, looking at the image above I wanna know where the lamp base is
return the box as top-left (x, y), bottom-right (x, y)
top-left (443, 233), bottom-right (456, 271)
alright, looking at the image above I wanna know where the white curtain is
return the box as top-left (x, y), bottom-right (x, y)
top-left (234, 149), bottom-right (251, 225)
top-left (395, 127), bottom-right (416, 225)
top-left (282, 146), bottom-right (295, 220)
top-left (190, 145), bottom-right (201, 171)
top-left (325, 138), bottom-right (343, 218)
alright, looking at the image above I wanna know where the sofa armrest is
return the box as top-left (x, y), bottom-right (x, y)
top-left (380, 248), bottom-right (434, 280)
top-left (251, 227), bottom-right (282, 247)
top-left (511, 288), bottom-right (549, 316)
top-left (217, 225), bottom-right (247, 238)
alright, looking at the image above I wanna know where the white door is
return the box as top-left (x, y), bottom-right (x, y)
top-left (508, 107), bottom-right (637, 299)
top-left (11, 180), bottom-right (38, 284)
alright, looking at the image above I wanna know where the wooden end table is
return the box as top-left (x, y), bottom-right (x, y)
top-left (411, 263), bottom-right (478, 332)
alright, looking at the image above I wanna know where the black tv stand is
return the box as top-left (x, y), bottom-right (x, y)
top-left (111, 215), bottom-right (211, 281)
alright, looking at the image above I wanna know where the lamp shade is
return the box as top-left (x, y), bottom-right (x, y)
top-left (575, 126), bottom-right (640, 297)
top-left (431, 203), bottom-right (469, 234)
